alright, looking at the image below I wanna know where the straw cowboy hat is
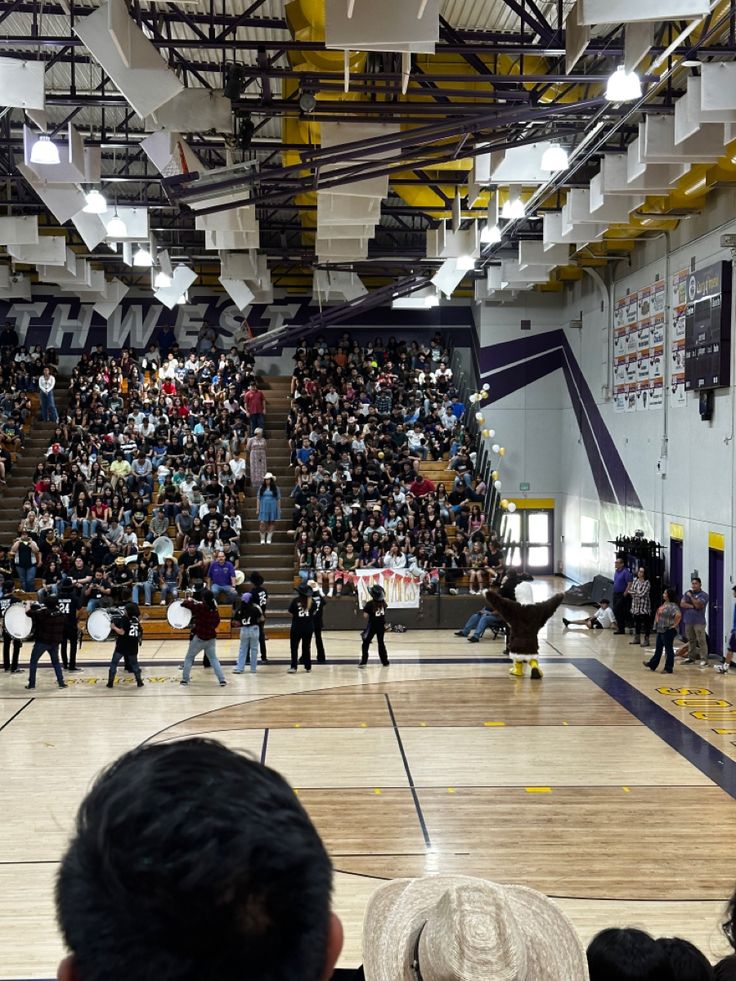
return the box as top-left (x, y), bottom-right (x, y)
top-left (363, 875), bottom-right (589, 981)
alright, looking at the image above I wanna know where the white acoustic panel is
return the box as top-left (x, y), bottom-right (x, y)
top-left (325, 0), bottom-right (439, 52)
top-left (195, 206), bottom-right (257, 233)
top-left (542, 212), bottom-right (586, 250)
top-left (75, 0), bottom-right (184, 118)
top-left (219, 278), bottom-right (255, 311)
top-left (518, 241), bottom-right (569, 269)
top-left (204, 229), bottom-right (259, 250)
top-left (318, 194), bottom-right (381, 225)
top-left (701, 63), bottom-right (736, 115)
top-left (643, 114), bottom-right (724, 162)
top-left (579, 0), bottom-right (708, 23)
top-left (140, 130), bottom-right (204, 176)
top-left (565, 3), bottom-right (590, 73)
top-left (426, 224), bottom-right (479, 259)
top-left (147, 89), bottom-right (233, 133)
top-left (316, 237), bottom-right (369, 260)
top-left (100, 206), bottom-right (149, 241)
top-left (490, 142), bottom-right (558, 184)
top-left (624, 21), bottom-right (654, 72)
top-left (8, 235), bottom-right (66, 265)
top-left (0, 58), bottom-right (45, 110)
top-left (19, 162), bottom-right (88, 224)
top-left (0, 216), bottom-right (38, 245)
top-left (0, 269), bottom-right (31, 299)
top-left (431, 257), bottom-right (467, 298)
top-left (501, 261), bottom-right (550, 285)
top-left (154, 265), bottom-right (198, 309)
top-left (219, 250), bottom-right (259, 281)
top-left (94, 279), bottom-right (129, 319)
top-left (589, 171), bottom-right (643, 216)
top-left (71, 210), bottom-right (108, 251)
top-left (320, 121), bottom-right (401, 165)
top-left (23, 124), bottom-right (101, 184)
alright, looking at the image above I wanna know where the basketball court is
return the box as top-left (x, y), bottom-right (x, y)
top-left (2, 580), bottom-right (735, 976)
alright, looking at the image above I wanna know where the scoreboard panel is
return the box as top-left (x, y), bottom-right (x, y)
top-left (684, 260), bottom-right (732, 391)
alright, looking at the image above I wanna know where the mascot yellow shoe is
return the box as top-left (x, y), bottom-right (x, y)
top-left (509, 660), bottom-right (524, 678)
top-left (529, 658), bottom-right (543, 680)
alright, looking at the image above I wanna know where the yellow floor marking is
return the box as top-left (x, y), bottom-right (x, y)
top-left (360, 722), bottom-right (368, 728)
top-left (562, 721), bottom-right (569, 726)
top-left (419, 721), bottom-right (428, 727)
top-left (484, 721), bottom-right (505, 727)
top-left (294, 789), bottom-right (300, 796)
top-left (373, 788), bottom-right (382, 795)
top-left (525, 787), bottom-right (552, 793)
top-left (293, 723), bottom-right (301, 728)
top-left (623, 786), bottom-right (631, 793)
top-left (447, 787), bottom-right (457, 794)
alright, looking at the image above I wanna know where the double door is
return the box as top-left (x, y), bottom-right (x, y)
top-left (499, 509), bottom-right (554, 575)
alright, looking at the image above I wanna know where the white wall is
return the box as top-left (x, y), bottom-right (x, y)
top-left (475, 187), bottom-right (736, 616)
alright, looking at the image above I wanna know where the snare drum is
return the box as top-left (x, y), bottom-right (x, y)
top-left (87, 608), bottom-right (113, 642)
top-left (4, 604), bottom-right (33, 640)
top-left (166, 600), bottom-right (192, 630)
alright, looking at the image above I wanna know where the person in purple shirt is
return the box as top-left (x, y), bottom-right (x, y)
top-left (207, 550), bottom-right (238, 604)
top-left (680, 576), bottom-right (710, 666)
top-left (612, 557), bottom-right (633, 635)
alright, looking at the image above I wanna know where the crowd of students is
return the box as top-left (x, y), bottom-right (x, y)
top-left (287, 332), bottom-right (504, 595)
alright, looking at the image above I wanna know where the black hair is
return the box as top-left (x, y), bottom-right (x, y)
top-left (124, 602), bottom-right (140, 618)
top-left (201, 588), bottom-right (217, 611)
top-left (587, 928), bottom-right (676, 981)
top-left (56, 739), bottom-right (333, 981)
top-left (656, 938), bottom-right (713, 980)
top-left (45, 594), bottom-right (59, 610)
top-left (715, 955), bottom-right (736, 979)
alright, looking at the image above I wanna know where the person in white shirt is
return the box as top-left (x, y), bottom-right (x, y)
top-left (39, 367), bottom-right (58, 422)
top-left (562, 599), bottom-right (617, 630)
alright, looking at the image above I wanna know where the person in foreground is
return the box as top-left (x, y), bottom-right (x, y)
top-left (55, 738), bottom-right (344, 981)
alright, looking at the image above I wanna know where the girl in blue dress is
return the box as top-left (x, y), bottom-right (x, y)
top-left (257, 473), bottom-right (280, 545)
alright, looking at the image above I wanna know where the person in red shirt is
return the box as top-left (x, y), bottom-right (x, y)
top-left (244, 382), bottom-right (266, 434)
top-left (409, 475), bottom-right (436, 498)
top-left (180, 590), bottom-right (227, 686)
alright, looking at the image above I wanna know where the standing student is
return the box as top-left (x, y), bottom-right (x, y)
top-left (0, 579), bottom-right (22, 673)
top-left (232, 592), bottom-right (264, 674)
top-left (257, 474), bottom-right (280, 545)
top-left (107, 603), bottom-right (143, 688)
top-left (643, 588), bottom-right (682, 674)
top-left (180, 590), bottom-right (227, 687)
top-left (250, 571), bottom-right (269, 663)
top-left (307, 579), bottom-right (327, 663)
top-left (360, 584), bottom-right (389, 668)
top-left (288, 584), bottom-right (314, 674)
top-left (25, 594), bottom-right (67, 690)
top-left (716, 584), bottom-right (736, 674)
top-left (57, 577), bottom-right (82, 672)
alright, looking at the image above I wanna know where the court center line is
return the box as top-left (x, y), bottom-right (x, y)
top-left (572, 658), bottom-right (736, 801)
top-left (260, 728), bottom-right (269, 765)
top-left (384, 693), bottom-right (432, 849)
top-left (0, 697), bottom-right (33, 734)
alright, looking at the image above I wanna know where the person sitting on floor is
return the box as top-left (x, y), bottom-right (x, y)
top-left (562, 598), bottom-right (616, 631)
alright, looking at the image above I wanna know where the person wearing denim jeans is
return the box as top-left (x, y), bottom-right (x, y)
top-left (454, 604), bottom-right (503, 643)
top-left (181, 637), bottom-right (225, 685)
top-left (180, 592), bottom-right (226, 686)
top-left (644, 589), bottom-right (682, 674)
top-left (232, 593), bottom-right (263, 674)
top-left (11, 533), bottom-right (40, 592)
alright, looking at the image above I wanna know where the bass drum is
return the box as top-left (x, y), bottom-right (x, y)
top-left (166, 600), bottom-right (192, 630)
top-left (87, 608), bottom-right (113, 642)
top-left (4, 604), bottom-right (33, 640)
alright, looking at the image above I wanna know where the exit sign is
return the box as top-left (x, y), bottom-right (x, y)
top-left (519, 482), bottom-right (530, 492)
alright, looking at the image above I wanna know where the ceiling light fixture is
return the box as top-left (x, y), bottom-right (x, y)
top-left (480, 222), bottom-right (502, 244)
top-left (455, 254), bottom-right (476, 271)
top-left (605, 66), bottom-right (642, 102)
top-left (106, 208), bottom-right (127, 238)
top-left (133, 245), bottom-right (153, 267)
top-left (83, 189), bottom-right (107, 214)
top-left (30, 135), bottom-right (60, 166)
top-left (154, 270), bottom-right (171, 289)
top-left (541, 144), bottom-right (569, 172)
top-left (501, 198), bottom-right (525, 220)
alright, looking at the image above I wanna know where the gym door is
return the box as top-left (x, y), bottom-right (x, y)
top-left (500, 509), bottom-right (554, 575)
top-left (708, 548), bottom-right (724, 657)
top-left (669, 538), bottom-right (683, 597)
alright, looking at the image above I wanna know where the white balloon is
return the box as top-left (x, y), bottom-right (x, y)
top-left (488, 429), bottom-right (495, 438)
top-left (491, 443), bottom-right (500, 453)
top-left (507, 502), bottom-right (517, 513)
top-left (494, 480), bottom-right (502, 490)
top-left (483, 383), bottom-right (490, 391)
top-left (475, 411), bottom-right (484, 422)
top-left (469, 393), bottom-right (479, 403)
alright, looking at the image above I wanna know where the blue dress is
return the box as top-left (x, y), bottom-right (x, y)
top-left (258, 487), bottom-right (280, 522)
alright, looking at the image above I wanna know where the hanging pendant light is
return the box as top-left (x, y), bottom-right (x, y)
top-left (133, 245), bottom-right (153, 267)
top-left (605, 66), bottom-right (642, 102)
top-left (480, 222), bottom-right (502, 244)
top-left (106, 207), bottom-right (127, 238)
top-left (30, 135), bottom-right (60, 165)
top-left (83, 189), bottom-right (107, 214)
top-left (541, 144), bottom-right (569, 172)
top-left (154, 270), bottom-right (171, 289)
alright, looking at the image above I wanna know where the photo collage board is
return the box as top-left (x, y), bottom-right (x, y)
top-left (613, 278), bottom-right (665, 412)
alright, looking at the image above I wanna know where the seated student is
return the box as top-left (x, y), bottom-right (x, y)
top-left (55, 739), bottom-right (345, 981)
top-left (358, 873), bottom-right (588, 980)
top-left (587, 928), bottom-right (675, 981)
top-left (454, 591), bottom-right (504, 643)
top-left (563, 598), bottom-right (616, 630)
top-left (656, 938), bottom-right (712, 980)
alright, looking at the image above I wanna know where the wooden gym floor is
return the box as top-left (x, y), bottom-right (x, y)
top-left (2, 577), bottom-right (736, 976)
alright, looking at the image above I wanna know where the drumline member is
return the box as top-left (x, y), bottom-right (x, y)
top-left (180, 590), bottom-right (227, 687)
top-left (25, 594), bottom-right (67, 690)
top-left (288, 584), bottom-right (315, 674)
top-left (107, 603), bottom-right (144, 688)
top-left (0, 579), bottom-right (23, 674)
top-left (250, 571), bottom-right (269, 663)
top-left (360, 584), bottom-right (390, 668)
top-left (307, 579), bottom-right (327, 664)
top-left (57, 577), bottom-right (82, 672)
top-left (232, 592), bottom-right (264, 674)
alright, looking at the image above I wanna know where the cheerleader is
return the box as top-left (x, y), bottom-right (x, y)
top-left (288, 584), bottom-right (314, 674)
top-left (360, 584), bottom-right (389, 667)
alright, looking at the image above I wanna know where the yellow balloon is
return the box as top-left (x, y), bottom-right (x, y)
top-left (491, 470), bottom-right (499, 480)
top-left (481, 429), bottom-right (490, 438)
top-left (500, 498), bottom-right (509, 509)
top-left (499, 447), bottom-right (506, 457)
top-left (480, 391), bottom-right (489, 399)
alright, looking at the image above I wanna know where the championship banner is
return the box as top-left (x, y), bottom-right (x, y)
top-left (351, 568), bottom-right (422, 609)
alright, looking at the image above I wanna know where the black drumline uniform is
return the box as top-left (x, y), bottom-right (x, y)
top-left (312, 590), bottom-right (327, 663)
top-left (252, 583), bottom-right (269, 662)
top-left (57, 591), bottom-right (81, 670)
top-left (288, 597), bottom-right (314, 671)
top-left (361, 599), bottom-right (389, 666)
top-left (0, 591), bottom-right (22, 672)
top-left (107, 613), bottom-right (143, 687)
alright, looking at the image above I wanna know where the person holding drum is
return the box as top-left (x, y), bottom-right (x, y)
top-left (250, 571), bottom-right (269, 664)
top-left (107, 603), bottom-right (143, 689)
top-left (232, 592), bottom-right (264, 675)
top-left (180, 590), bottom-right (227, 687)
top-left (288, 584), bottom-right (315, 675)
top-left (0, 579), bottom-right (23, 674)
top-left (24, 594), bottom-right (67, 690)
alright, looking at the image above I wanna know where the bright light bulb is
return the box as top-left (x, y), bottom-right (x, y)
top-left (424, 293), bottom-right (440, 308)
top-left (605, 66), bottom-right (642, 102)
top-left (541, 144), bottom-right (569, 172)
top-left (133, 246), bottom-right (153, 268)
top-left (106, 214), bottom-right (127, 238)
top-left (480, 222), bottom-right (502, 244)
top-left (30, 135), bottom-right (60, 165)
top-left (501, 198), bottom-right (525, 220)
top-left (154, 270), bottom-right (171, 289)
top-left (456, 254), bottom-right (476, 271)
top-left (83, 189), bottom-right (107, 214)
